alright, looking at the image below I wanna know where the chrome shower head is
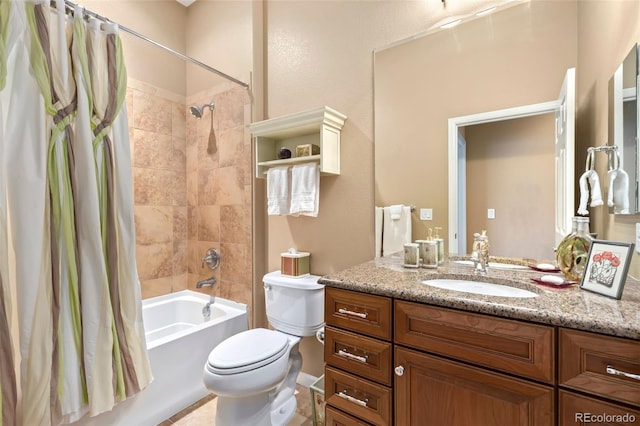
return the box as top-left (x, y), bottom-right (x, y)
top-left (189, 101), bottom-right (215, 119)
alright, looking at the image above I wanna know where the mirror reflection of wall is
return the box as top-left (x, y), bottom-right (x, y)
top-left (610, 44), bottom-right (639, 214)
top-left (465, 114), bottom-right (556, 260)
top-left (374, 1), bottom-right (577, 259)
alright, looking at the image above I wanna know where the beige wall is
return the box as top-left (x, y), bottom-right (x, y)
top-left (465, 114), bottom-right (556, 260)
top-left (85, 0), bottom-right (188, 96)
top-left (577, 1), bottom-right (640, 280)
top-left (375, 1), bottom-right (577, 253)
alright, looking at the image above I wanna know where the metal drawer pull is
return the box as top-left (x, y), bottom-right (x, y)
top-left (338, 390), bottom-right (368, 407)
top-left (395, 365), bottom-right (404, 376)
top-left (338, 349), bottom-right (368, 364)
top-left (606, 365), bottom-right (640, 381)
top-left (338, 308), bottom-right (368, 319)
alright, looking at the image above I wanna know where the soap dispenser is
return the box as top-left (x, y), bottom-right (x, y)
top-left (420, 228), bottom-right (438, 269)
top-left (471, 230), bottom-right (490, 274)
top-left (434, 227), bottom-right (444, 265)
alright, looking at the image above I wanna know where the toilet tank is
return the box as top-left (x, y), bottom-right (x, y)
top-left (263, 271), bottom-right (324, 337)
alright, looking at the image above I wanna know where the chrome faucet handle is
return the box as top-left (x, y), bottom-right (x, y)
top-left (201, 248), bottom-right (221, 270)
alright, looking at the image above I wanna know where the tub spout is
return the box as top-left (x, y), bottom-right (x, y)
top-left (197, 276), bottom-right (217, 288)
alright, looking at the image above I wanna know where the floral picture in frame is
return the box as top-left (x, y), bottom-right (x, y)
top-left (580, 239), bottom-right (635, 299)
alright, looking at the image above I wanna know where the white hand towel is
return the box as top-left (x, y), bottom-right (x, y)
top-left (267, 166), bottom-right (291, 215)
top-left (577, 170), bottom-right (603, 215)
top-left (290, 162), bottom-right (320, 217)
top-left (382, 205), bottom-right (411, 256)
top-left (375, 207), bottom-right (383, 257)
top-left (587, 171), bottom-right (604, 207)
top-left (389, 204), bottom-right (403, 220)
top-left (607, 168), bottom-right (630, 214)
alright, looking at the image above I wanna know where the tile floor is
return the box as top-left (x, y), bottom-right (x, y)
top-left (159, 384), bottom-right (315, 426)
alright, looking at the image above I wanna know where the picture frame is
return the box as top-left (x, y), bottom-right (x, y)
top-left (580, 239), bottom-right (635, 299)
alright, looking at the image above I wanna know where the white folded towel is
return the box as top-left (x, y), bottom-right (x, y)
top-left (290, 162), bottom-right (320, 217)
top-left (375, 207), bottom-right (383, 257)
top-left (389, 204), bottom-right (403, 220)
top-left (382, 205), bottom-right (411, 256)
top-left (267, 166), bottom-right (291, 215)
top-left (607, 168), bottom-right (630, 214)
top-left (577, 170), bottom-right (603, 215)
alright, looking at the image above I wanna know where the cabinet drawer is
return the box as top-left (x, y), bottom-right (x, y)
top-left (395, 301), bottom-right (555, 383)
top-left (559, 328), bottom-right (640, 406)
top-left (559, 390), bottom-right (640, 425)
top-left (325, 326), bottom-right (392, 386)
top-left (326, 406), bottom-right (374, 426)
top-left (326, 287), bottom-right (392, 340)
top-left (325, 366), bottom-right (392, 426)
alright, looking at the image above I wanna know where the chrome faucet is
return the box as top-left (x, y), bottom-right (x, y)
top-left (196, 276), bottom-right (217, 288)
top-left (471, 230), bottom-right (490, 275)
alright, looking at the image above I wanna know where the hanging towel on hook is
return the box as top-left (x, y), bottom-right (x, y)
top-left (577, 150), bottom-right (603, 215)
top-left (577, 170), bottom-right (604, 215)
top-left (607, 168), bottom-right (630, 214)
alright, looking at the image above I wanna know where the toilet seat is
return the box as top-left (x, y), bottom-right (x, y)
top-left (206, 328), bottom-right (289, 375)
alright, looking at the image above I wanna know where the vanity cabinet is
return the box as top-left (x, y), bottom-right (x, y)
top-left (394, 301), bottom-right (554, 426)
top-left (324, 287), bottom-right (392, 426)
top-left (558, 328), bottom-right (640, 424)
top-left (324, 287), bottom-right (640, 425)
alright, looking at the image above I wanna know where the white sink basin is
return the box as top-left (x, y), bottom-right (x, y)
top-left (422, 279), bottom-right (538, 298)
top-left (453, 260), bottom-right (529, 270)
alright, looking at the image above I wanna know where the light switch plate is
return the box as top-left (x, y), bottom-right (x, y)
top-left (420, 208), bottom-right (433, 221)
top-left (636, 223), bottom-right (640, 253)
top-left (487, 208), bottom-right (495, 219)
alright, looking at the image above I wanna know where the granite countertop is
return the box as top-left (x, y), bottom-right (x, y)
top-left (318, 256), bottom-right (640, 340)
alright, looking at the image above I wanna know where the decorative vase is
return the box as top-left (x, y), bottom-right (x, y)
top-left (277, 147), bottom-right (292, 159)
top-left (556, 216), bottom-right (593, 281)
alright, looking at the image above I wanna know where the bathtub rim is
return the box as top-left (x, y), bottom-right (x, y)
top-left (142, 290), bottom-right (248, 350)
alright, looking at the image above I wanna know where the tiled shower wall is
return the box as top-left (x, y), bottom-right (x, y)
top-left (126, 78), bottom-right (253, 317)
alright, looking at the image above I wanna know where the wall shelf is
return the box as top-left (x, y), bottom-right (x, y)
top-left (249, 106), bottom-right (347, 178)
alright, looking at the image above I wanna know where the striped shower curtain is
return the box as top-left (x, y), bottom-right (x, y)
top-left (0, 1), bottom-right (152, 424)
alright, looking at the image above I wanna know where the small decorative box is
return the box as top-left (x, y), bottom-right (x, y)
top-left (295, 143), bottom-right (320, 157)
top-left (281, 249), bottom-right (310, 277)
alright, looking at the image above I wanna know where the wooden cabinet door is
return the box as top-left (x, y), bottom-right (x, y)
top-left (394, 347), bottom-right (554, 426)
top-left (559, 390), bottom-right (640, 425)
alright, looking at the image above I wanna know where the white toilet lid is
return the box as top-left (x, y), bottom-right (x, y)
top-left (206, 328), bottom-right (289, 375)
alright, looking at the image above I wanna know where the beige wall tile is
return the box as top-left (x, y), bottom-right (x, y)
top-left (218, 125), bottom-right (244, 169)
top-left (172, 103), bottom-right (186, 138)
top-left (172, 273), bottom-right (188, 292)
top-left (214, 167), bottom-right (244, 206)
top-left (173, 239), bottom-right (188, 275)
top-left (134, 205), bottom-right (173, 245)
top-left (187, 207), bottom-right (198, 240)
top-left (173, 207), bottom-right (188, 240)
top-left (172, 136), bottom-right (187, 174)
top-left (133, 168), bottom-right (174, 206)
top-left (140, 276), bottom-right (173, 300)
top-left (173, 170), bottom-right (187, 206)
top-left (220, 205), bottom-right (245, 244)
top-left (137, 242), bottom-right (173, 280)
top-left (219, 242), bottom-right (247, 284)
top-left (133, 90), bottom-right (172, 135)
top-left (133, 129), bottom-right (172, 170)
top-left (197, 205), bottom-right (220, 241)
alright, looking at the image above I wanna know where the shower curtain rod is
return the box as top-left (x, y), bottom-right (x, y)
top-left (59, 0), bottom-right (250, 89)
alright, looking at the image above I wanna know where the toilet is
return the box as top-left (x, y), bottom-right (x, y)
top-left (203, 271), bottom-right (324, 426)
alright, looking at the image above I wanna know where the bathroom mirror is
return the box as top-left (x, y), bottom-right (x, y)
top-left (609, 44), bottom-right (639, 214)
top-left (374, 1), bottom-right (578, 260)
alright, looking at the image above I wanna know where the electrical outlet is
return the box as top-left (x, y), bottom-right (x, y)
top-left (636, 223), bottom-right (640, 253)
top-left (487, 208), bottom-right (495, 219)
top-left (420, 208), bottom-right (433, 221)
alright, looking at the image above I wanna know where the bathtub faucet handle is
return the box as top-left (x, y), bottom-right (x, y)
top-left (201, 248), bottom-right (221, 270)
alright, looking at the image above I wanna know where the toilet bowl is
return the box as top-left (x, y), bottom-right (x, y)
top-left (203, 271), bottom-right (324, 426)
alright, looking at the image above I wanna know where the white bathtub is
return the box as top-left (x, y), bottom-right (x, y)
top-left (74, 290), bottom-right (248, 426)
